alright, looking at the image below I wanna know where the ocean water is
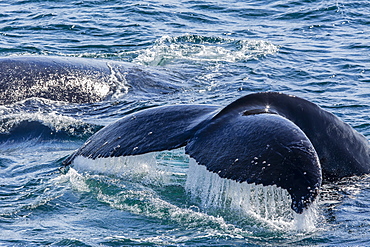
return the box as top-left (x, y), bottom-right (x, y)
top-left (1, 0), bottom-right (370, 246)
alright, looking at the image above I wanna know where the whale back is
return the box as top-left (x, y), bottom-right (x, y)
top-left (0, 56), bottom-right (183, 105)
top-left (0, 56), bottom-right (113, 104)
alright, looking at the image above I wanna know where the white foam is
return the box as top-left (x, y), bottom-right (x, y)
top-left (53, 167), bottom-right (90, 193)
top-left (134, 34), bottom-right (279, 66)
top-left (71, 149), bottom-right (318, 231)
top-left (0, 110), bottom-right (93, 136)
top-left (61, 165), bottom-right (250, 238)
top-left (71, 152), bottom-right (175, 186)
top-left (106, 62), bottom-right (130, 100)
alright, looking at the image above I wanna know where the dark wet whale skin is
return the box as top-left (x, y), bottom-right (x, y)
top-left (0, 56), bottom-right (179, 105)
top-left (64, 92), bottom-right (370, 214)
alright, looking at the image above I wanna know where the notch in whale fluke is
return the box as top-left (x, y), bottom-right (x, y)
top-left (63, 92), bottom-right (370, 214)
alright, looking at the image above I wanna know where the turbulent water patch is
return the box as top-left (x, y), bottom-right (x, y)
top-left (134, 34), bottom-right (279, 66)
top-left (0, 111), bottom-right (98, 142)
top-left (1, 0), bottom-right (370, 245)
top-left (69, 148), bottom-right (318, 232)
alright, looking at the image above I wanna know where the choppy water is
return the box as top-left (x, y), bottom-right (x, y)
top-left (1, 0), bottom-right (370, 246)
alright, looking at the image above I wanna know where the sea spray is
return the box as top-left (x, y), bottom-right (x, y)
top-left (292, 202), bottom-right (318, 232)
top-left (185, 158), bottom-right (318, 231)
top-left (133, 34), bottom-right (279, 66)
top-left (70, 148), bottom-right (318, 231)
top-left (72, 153), bottom-right (171, 186)
top-left (61, 167), bottom-right (251, 237)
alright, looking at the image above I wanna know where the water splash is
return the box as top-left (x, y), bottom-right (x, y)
top-left (185, 158), bottom-right (318, 231)
top-left (62, 166), bottom-right (250, 238)
top-left (0, 110), bottom-right (96, 139)
top-left (106, 62), bottom-right (130, 100)
top-left (71, 148), bottom-right (318, 232)
top-left (134, 34), bottom-right (279, 66)
top-left (71, 152), bottom-right (174, 187)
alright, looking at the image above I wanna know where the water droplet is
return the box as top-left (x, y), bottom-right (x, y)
top-left (189, 205), bottom-right (200, 212)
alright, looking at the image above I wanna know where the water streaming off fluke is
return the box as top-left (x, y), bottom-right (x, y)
top-left (70, 148), bottom-right (318, 232)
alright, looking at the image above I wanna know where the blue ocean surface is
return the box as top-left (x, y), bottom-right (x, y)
top-left (1, 0), bottom-right (370, 246)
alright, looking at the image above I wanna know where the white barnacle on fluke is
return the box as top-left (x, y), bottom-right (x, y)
top-left (264, 104), bottom-right (270, 112)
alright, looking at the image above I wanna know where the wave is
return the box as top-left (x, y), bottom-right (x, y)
top-left (0, 111), bottom-right (99, 142)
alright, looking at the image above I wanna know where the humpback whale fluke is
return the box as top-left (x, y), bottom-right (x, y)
top-left (63, 92), bottom-right (370, 214)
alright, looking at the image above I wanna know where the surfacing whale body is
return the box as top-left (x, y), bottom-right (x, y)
top-left (64, 92), bottom-right (370, 214)
top-left (0, 56), bottom-right (178, 105)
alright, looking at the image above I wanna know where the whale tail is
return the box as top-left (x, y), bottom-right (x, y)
top-left (64, 92), bottom-right (370, 213)
top-left (63, 104), bottom-right (220, 164)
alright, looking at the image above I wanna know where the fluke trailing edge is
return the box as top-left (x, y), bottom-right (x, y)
top-left (63, 92), bottom-right (370, 214)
